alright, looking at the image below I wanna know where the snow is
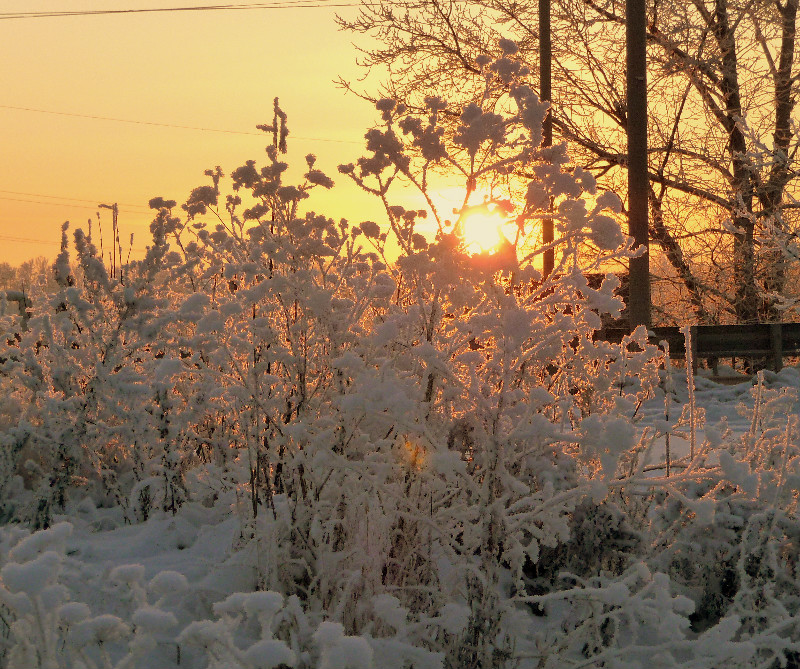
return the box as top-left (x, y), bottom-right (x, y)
top-left (70, 614), bottom-right (130, 646)
top-left (435, 603), bottom-right (470, 635)
top-left (313, 623), bottom-right (374, 669)
top-left (131, 606), bottom-right (179, 632)
top-left (179, 293), bottom-right (211, 318)
top-left (3, 277), bottom-right (799, 669)
top-left (1, 551), bottom-right (62, 595)
top-left (59, 602), bottom-right (92, 625)
top-left (148, 570), bottom-right (189, 596)
top-left (242, 639), bottom-right (296, 668)
top-left (110, 564), bottom-right (146, 586)
top-left (8, 521), bottom-right (72, 562)
top-left (370, 595), bottom-right (407, 630)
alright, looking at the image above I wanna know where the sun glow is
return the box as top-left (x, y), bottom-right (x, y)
top-left (459, 213), bottom-right (504, 253)
top-left (456, 204), bottom-right (515, 254)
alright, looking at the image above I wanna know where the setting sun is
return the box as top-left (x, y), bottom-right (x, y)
top-left (456, 203), bottom-right (515, 253)
top-left (459, 213), bottom-right (504, 252)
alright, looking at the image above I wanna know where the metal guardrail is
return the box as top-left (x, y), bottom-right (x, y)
top-left (597, 322), bottom-right (800, 372)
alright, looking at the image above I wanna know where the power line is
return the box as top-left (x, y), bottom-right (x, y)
top-left (0, 232), bottom-right (149, 255)
top-left (0, 195), bottom-right (148, 216)
top-left (0, 104), bottom-right (364, 144)
top-left (0, 234), bottom-right (62, 247)
top-left (0, 190), bottom-right (150, 211)
top-left (0, 2), bottom-right (373, 20)
top-left (0, 104), bottom-right (263, 135)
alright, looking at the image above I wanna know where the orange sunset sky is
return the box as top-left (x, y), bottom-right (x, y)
top-left (0, 1), bottom-right (396, 266)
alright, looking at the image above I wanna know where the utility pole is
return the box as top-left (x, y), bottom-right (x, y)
top-left (540, 0), bottom-right (554, 279)
top-left (626, 0), bottom-right (651, 327)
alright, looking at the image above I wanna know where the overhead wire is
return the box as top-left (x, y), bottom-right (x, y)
top-left (0, 105), bottom-right (364, 144)
top-left (0, 2), bottom-right (380, 19)
top-left (0, 232), bottom-right (149, 255)
top-left (0, 233), bottom-right (63, 247)
top-left (0, 195), bottom-right (148, 214)
top-left (0, 195), bottom-right (147, 222)
top-left (0, 190), bottom-right (150, 211)
top-left (0, 238), bottom-right (151, 259)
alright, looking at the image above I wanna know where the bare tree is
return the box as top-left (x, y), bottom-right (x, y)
top-left (16, 256), bottom-right (58, 293)
top-left (338, 0), bottom-right (800, 324)
top-left (0, 263), bottom-right (15, 291)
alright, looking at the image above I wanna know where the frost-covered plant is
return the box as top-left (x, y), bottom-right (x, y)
top-left (0, 218), bottom-right (209, 527)
top-left (89, 45), bottom-right (661, 667)
top-left (0, 523), bottom-right (189, 669)
top-left (326, 44), bottom-right (663, 666)
top-left (178, 591), bottom-right (405, 669)
top-left (644, 373), bottom-right (800, 665)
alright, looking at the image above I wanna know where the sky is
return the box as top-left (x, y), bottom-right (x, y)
top-left (0, 1), bottom-right (392, 266)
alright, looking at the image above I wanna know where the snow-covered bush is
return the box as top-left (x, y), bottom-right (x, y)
top-left (644, 373), bottom-right (800, 665)
top-left (0, 522), bottom-right (190, 668)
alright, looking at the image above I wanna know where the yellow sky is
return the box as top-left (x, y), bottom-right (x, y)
top-left (0, 1), bottom-right (392, 265)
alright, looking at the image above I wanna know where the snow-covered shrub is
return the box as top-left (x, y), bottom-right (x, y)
top-left (321, 48), bottom-right (665, 666)
top-left (0, 217), bottom-right (214, 527)
top-left (645, 373), bottom-right (800, 664)
top-left (15, 51), bottom-right (642, 666)
top-left (179, 591), bottom-right (388, 669)
top-left (0, 522), bottom-right (193, 669)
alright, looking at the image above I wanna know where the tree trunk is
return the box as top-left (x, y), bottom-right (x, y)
top-left (711, 0), bottom-right (759, 322)
top-left (758, 0), bottom-right (798, 320)
top-left (540, 0), bottom-right (555, 279)
top-left (627, 0), bottom-right (651, 327)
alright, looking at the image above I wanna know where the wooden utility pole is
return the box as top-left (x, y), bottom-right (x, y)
top-left (626, 0), bottom-right (651, 327)
top-left (540, 0), bottom-right (554, 279)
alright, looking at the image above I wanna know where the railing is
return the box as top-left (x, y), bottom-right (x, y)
top-left (597, 322), bottom-right (800, 373)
